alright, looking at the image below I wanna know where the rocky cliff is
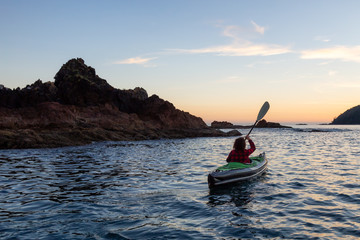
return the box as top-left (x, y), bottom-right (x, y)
top-left (331, 105), bottom-right (360, 124)
top-left (0, 58), bottom-right (240, 149)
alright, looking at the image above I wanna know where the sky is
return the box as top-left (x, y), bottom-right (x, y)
top-left (1, 0), bottom-right (360, 124)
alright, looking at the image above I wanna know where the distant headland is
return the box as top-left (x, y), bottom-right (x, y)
top-left (0, 58), bottom-right (240, 149)
top-left (331, 105), bottom-right (360, 124)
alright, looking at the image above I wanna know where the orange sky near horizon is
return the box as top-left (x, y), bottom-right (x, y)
top-left (181, 101), bottom-right (354, 125)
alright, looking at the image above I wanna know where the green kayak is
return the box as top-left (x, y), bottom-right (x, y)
top-left (208, 153), bottom-right (268, 188)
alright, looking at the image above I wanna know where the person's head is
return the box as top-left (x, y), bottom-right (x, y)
top-left (233, 137), bottom-right (246, 152)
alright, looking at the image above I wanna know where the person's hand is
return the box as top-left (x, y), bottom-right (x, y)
top-left (245, 135), bottom-right (251, 141)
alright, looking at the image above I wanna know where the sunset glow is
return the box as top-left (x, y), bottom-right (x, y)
top-left (1, 1), bottom-right (359, 124)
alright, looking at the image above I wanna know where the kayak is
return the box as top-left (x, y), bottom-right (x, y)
top-left (208, 152), bottom-right (267, 188)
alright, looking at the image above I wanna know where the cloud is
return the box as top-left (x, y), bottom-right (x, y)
top-left (222, 25), bottom-right (242, 39)
top-left (251, 20), bottom-right (265, 35)
top-left (116, 22), bottom-right (291, 64)
top-left (168, 43), bottom-right (291, 57)
top-left (168, 21), bottom-right (291, 57)
top-left (114, 57), bottom-right (157, 65)
top-left (314, 36), bottom-right (331, 42)
top-left (300, 46), bottom-right (360, 62)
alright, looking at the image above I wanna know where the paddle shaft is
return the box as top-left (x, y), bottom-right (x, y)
top-left (246, 120), bottom-right (258, 138)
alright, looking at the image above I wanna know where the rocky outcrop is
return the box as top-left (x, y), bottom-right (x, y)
top-left (0, 80), bottom-right (57, 108)
top-left (137, 95), bottom-right (206, 129)
top-left (210, 119), bottom-right (291, 129)
top-left (331, 105), bottom-right (360, 124)
top-left (255, 119), bottom-right (292, 128)
top-left (0, 58), bottom-right (240, 149)
top-left (211, 121), bottom-right (234, 128)
top-left (52, 58), bottom-right (205, 129)
top-left (54, 58), bottom-right (115, 106)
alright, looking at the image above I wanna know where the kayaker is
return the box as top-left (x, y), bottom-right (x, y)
top-left (226, 136), bottom-right (256, 164)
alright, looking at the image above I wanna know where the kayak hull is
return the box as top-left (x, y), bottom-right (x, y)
top-left (208, 153), bottom-right (267, 188)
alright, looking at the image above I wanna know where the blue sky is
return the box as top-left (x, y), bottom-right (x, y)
top-left (1, 0), bottom-right (360, 123)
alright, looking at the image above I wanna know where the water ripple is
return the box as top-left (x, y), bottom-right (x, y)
top-left (0, 126), bottom-right (360, 239)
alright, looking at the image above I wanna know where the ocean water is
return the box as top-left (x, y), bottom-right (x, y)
top-left (0, 125), bottom-right (359, 239)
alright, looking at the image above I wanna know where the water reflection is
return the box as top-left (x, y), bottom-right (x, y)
top-left (208, 175), bottom-right (267, 207)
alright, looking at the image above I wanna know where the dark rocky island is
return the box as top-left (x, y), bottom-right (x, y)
top-left (331, 105), bottom-right (360, 124)
top-left (210, 119), bottom-right (292, 129)
top-left (210, 121), bottom-right (236, 128)
top-left (0, 58), bottom-right (240, 149)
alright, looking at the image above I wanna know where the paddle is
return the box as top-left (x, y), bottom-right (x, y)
top-left (246, 101), bottom-right (270, 138)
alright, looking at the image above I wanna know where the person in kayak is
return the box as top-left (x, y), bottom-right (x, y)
top-left (226, 136), bottom-right (256, 164)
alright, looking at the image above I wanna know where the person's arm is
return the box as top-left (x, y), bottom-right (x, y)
top-left (246, 136), bottom-right (256, 153)
top-left (226, 151), bottom-right (232, 162)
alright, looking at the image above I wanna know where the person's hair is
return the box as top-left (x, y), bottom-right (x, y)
top-left (233, 137), bottom-right (246, 152)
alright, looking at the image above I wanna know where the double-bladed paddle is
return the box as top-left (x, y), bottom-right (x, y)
top-left (246, 101), bottom-right (270, 138)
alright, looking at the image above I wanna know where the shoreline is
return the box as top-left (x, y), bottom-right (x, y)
top-left (0, 126), bottom-right (242, 150)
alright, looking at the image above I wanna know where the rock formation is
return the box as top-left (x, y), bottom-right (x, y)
top-left (331, 105), bottom-right (360, 124)
top-left (210, 119), bottom-right (291, 129)
top-left (211, 121), bottom-right (234, 128)
top-left (0, 58), bottom-right (240, 149)
top-left (255, 119), bottom-right (292, 128)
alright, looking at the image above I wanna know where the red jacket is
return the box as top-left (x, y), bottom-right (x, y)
top-left (226, 139), bottom-right (256, 163)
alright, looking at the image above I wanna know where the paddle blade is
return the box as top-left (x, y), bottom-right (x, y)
top-left (256, 101), bottom-right (270, 121)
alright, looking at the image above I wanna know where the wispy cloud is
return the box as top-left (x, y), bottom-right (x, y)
top-left (168, 43), bottom-right (291, 57)
top-left (314, 36), bottom-right (331, 42)
top-left (251, 20), bottom-right (265, 35)
top-left (300, 46), bottom-right (360, 62)
top-left (222, 25), bottom-right (243, 40)
top-left (114, 57), bottom-right (157, 65)
top-left (168, 22), bottom-right (291, 57)
top-left (116, 21), bottom-right (291, 65)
